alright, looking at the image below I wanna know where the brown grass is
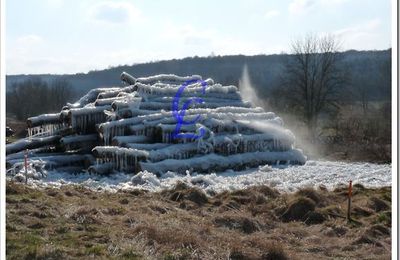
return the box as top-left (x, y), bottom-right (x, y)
top-left (6, 181), bottom-right (392, 259)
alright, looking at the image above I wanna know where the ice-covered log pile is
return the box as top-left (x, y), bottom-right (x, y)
top-left (6, 72), bottom-right (306, 176)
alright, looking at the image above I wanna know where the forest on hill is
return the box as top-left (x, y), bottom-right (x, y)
top-left (6, 49), bottom-right (391, 102)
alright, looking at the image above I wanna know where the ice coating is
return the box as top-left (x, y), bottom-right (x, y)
top-left (140, 149), bottom-right (306, 174)
top-left (6, 72), bottom-right (307, 176)
top-left (136, 74), bottom-right (202, 84)
top-left (8, 161), bottom-right (392, 194)
top-left (66, 87), bottom-right (121, 109)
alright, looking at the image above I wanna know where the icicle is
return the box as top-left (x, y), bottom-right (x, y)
top-left (124, 153), bottom-right (128, 171)
top-left (134, 155), bottom-right (137, 167)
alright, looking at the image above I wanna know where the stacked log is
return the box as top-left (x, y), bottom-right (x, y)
top-left (6, 72), bottom-right (306, 175)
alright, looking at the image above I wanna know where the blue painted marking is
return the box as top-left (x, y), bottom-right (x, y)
top-left (171, 79), bottom-right (208, 140)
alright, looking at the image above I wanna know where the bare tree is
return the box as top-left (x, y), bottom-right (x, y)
top-left (378, 50), bottom-right (391, 100)
top-left (281, 34), bottom-right (346, 139)
top-left (49, 78), bottom-right (75, 111)
top-left (352, 72), bottom-right (371, 115)
top-left (6, 77), bottom-right (74, 120)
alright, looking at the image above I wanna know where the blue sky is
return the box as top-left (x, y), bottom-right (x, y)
top-left (6, 0), bottom-right (392, 75)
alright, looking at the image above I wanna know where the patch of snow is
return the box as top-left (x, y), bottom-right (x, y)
top-left (8, 161), bottom-right (391, 194)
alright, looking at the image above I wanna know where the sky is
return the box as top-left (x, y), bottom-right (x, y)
top-left (6, 0), bottom-right (392, 75)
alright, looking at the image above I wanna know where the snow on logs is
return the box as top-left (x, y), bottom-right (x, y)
top-left (111, 135), bottom-right (149, 146)
top-left (6, 135), bottom-right (62, 155)
top-left (97, 85), bottom-right (137, 99)
top-left (140, 149), bottom-right (307, 174)
top-left (135, 74), bottom-right (202, 85)
top-left (65, 87), bottom-right (121, 109)
top-left (26, 113), bottom-right (71, 139)
top-left (69, 105), bottom-right (110, 133)
top-left (121, 71), bottom-right (136, 85)
top-left (92, 146), bottom-right (148, 172)
top-left (6, 72), bottom-right (306, 176)
top-left (60, 134), bottom-right (99, 151)
top-left (27, 113), bottom-right (61, 128)
top-left (7, 154), bottom-right (94, 170)
top-left (98, 108), bottom-right (274, 145)
top-left (136, 82), bottom-right (235, 97)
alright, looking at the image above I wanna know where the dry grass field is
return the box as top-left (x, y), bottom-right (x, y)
top-left (6, 181), bottom-right (391, 259)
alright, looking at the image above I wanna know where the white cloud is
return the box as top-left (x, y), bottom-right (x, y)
top-left (320, 0), bottom-right (348, 6)
top-left (89, 1), bottom-right (141, 25)
top-left (364, 18), bottom-right (382, 30)
top-left (160, 22), bottom-right (264, 57)
top-left (264, 10), bottom-right (280, 19)
top-left (213, 38), bottom-right (264, 56)
top-left (289, 0), bottom-right (316, 14)
top-left (334, 18), bottom-right (381, 36)
top-left (289, 0), bottom-right (349, 15)
top-left (161, 23), bottom-right (215, 46)
top-left (332, 18), bottom-right (384, 50)
top-left (16, 34), bottom-right (43, 46)
top-left (45, 0), bottom-right (64, 8)
top-left (8, 34), bottom-right (45, 61)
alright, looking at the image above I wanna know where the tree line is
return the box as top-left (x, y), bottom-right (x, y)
top-left (6, 77), bottom-right (75, 120)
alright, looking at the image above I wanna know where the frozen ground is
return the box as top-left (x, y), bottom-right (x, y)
top-left (8, 160), bottom-right (392, 194)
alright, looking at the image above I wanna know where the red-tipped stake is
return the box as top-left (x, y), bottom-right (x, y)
top-left (347, 180), bottom-right (352, 222)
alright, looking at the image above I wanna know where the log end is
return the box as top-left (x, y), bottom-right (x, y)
top-left (121, 72), bottom-right (136, 85)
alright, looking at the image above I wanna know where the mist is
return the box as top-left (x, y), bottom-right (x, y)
top-left (237, 64), bottom-right (320, 159)
top-left (238, 64), bottom-right (265, 108)
top-left (237, 119), bottom-right (295, 141)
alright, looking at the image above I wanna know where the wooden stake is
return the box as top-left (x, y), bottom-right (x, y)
top-left (24, 149), bottom-right (28, 184)
top-left (347, 180), bottom-right (352, 221)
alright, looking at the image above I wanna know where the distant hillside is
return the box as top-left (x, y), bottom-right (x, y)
top-left (6, 49), bottom-right (391, 102)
